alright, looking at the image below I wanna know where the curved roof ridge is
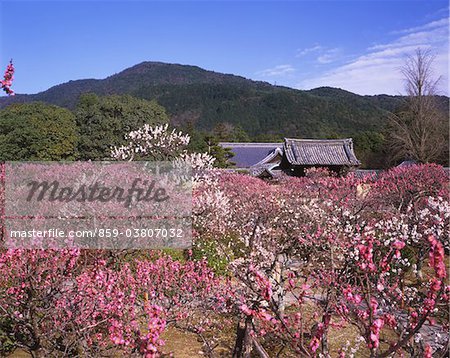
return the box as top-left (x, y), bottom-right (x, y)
top-left (283, 137), bottom-right (360, 166)
top-left (284, 138), bottom-right (353, 143)
top-left (219, 142), bottom-right (283, 147)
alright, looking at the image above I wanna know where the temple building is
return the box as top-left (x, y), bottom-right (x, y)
top-left (280, 138), bottom-right (360, 176)
top-left (220, 138), bottom-right (360, 178)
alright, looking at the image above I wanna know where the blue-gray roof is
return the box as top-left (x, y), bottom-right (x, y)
top-left (219, 142), bottom-right (283, 168)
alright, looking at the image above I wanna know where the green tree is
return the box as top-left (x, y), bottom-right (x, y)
top-left (0, 102), bottom-right (78, 160)
top-left (353, 131), bottom-right (387, 168)
top-left (204, 134), bottom-right (235, 168)
top-left (252, 133), bottom-right (284, 142)
top-left (76, 94), bottom-right (169, 160)
top-left (212, 122), bottom-right (250, 142)
top-left (184, 124), bottom-right (234, 168)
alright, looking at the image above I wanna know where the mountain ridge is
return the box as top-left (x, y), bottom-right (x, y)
top-left (0, 61), bottom-right (448, 140)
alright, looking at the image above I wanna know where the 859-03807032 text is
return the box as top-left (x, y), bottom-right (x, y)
top-left (7, 227), bottom-right (185, 239)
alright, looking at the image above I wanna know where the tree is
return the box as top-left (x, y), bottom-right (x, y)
top-left (0, 102), bottom-right (78, 160)
top-left (212, 122), bottom-right (250, 142)
top-left (111, 123), bottom-right (217, 188)
top-left (353, 131), bottom-right (387, 169)
top-left (0, 249), bottom-right (230, 357)
top-left (111, 123), bottom-right (190, 161)
top-left (186, 129), bottom-right (234, 168)
top-left (76, 94), bottom-right (169, 160)
top-left (389, 49), bottom-right (448, 164)
top-left (204, 134), bottom-right (235, 168)
top-left (1, 60), bottom-right (14, 95)
top-left (193, 165), bottom-right (449, 357)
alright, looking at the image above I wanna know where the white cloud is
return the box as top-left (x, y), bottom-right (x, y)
top-left (391, 17), bottom-right (448, 35)
top-left (317, 48), bottom-right (341, 64)
top-left (257, 64), bottom-right (295, 77)
top-left (298, 16), bottom-right (449, 95)
top-left (297, 45), bottom-right (341, 64)
top-left (296, 45), bottom-right (323, 57)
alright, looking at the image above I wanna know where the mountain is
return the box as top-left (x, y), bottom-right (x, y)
top-left (0, 61), bottom-right (448, 139)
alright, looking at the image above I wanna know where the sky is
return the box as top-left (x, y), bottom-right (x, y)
top-left (0, 0), bottom-right (448, 96)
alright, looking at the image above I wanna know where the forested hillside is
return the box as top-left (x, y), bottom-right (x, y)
top-left (3, 61), bottom-right (447, 139)
top-left (0, 61), bottom-right (448, 167)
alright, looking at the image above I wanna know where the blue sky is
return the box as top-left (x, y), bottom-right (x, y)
top-left (1, 0), bottom-right (448, 96)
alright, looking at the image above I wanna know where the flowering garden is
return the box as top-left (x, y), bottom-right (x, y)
top-left (1, 134), bottom-right (449, 357)
top-left (0, 62), bottom-right (448, 357)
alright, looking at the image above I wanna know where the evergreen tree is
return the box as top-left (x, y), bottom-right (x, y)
top-left (0, 102), bottom-right (78, 160)
top-left (75, 94), bottom-right (168, 160)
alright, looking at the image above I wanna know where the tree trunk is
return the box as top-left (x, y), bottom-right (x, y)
top-left (415, 249), bottom-right (424, 281)
top-left (273, 253), bottom-right (287, 315)
top-left (232, 316), bottom-right (253, 358)
top-left (253, 338), bottom-right (270, 358)
top-left (321, 330), bottom-right (329, 355)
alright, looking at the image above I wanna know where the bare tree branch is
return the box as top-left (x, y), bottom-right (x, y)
top-left (388, 48), bottom-right (448, 164)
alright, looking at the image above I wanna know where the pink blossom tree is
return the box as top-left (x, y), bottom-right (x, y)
top-left (1, 60), bottom-right (14, 95)
top-left (0, 249), bottom-right (232, 357)
top-left (193, 165), bottom-right (449, 357)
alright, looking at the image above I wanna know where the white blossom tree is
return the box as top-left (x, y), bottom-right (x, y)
top-left (111, 123), bottom-right (216, 184)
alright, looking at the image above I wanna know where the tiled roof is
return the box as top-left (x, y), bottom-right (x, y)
top-left (219, 142), bottom-right (283, 168)
top-left (397, 160), bottom-right (418, 167)
top-left (283, 138), bottom-right (360, 166)
top-left (354, 169), bottom-right (381, 179)
top-left (250, 163), bottom-right (280, 177)
top-left (253, 147), bottom-right (283, 166)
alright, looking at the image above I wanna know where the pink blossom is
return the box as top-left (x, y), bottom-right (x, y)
top-left (357, 242), bottom-right (376, 272)
top-left (309, 337), bottom-right (320, 353)
top-left (430, 278), bottom-right (442, 292)
top-left (369, 318), bottom-right (384, 348)
top-left (343, 287), bottom-right (364, 305)
top-left (424, 344), bottom-right (433, 358)
top-left (288, 278), bottom-right (295, 288)
top-left (369, 297), bottom-right (378, 315)
top-left (428, 236), bottom-right (446, 278)
top-left (392, 240), bottom-right (405, 250)
top-left (383, 313), bottom-right (396, 327)
top-left (240, 304), bottom-right (253, 316)
top-left (1, 60), bottom-right (14, 95)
